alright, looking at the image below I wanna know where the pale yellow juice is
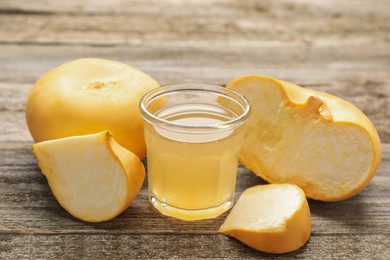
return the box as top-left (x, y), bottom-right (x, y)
top-left (144, 104), bottom-right (244, 220)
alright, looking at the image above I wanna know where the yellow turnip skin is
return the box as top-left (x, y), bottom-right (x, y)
top-left (26, 58), bottom-right (160, 159)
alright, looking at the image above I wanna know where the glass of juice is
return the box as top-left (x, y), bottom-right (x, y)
top-left (139, 83), bottom-right (250, 220)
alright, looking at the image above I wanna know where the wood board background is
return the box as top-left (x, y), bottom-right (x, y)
top-left (0, 0), bottom-right (389, 259)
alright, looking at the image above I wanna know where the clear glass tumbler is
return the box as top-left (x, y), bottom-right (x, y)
top-left (139, 83), bottom-right (250, 220)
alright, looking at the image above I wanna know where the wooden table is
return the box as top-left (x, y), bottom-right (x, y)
top-left (1, 0), bottom-right (389, 258)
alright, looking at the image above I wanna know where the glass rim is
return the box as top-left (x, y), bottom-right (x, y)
top-left (139, 83), bottom-right (251, 130)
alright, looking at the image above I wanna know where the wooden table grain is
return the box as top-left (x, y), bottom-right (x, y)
top-left (0, 0), bottom-right (389, 259)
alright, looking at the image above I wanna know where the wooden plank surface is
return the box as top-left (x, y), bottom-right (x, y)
top-left (0, 141), bottom-right (389, 259)
top-left (0, 0), bottom-right (389, 258)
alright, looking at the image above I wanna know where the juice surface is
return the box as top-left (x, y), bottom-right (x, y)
top-left (144, 103), bottom-right (243, 220)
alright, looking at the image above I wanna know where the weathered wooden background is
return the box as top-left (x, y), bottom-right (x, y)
top-left (0, 0), bottom-right (389, 259)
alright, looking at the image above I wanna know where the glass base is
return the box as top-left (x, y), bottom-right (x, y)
top-left (149, 194), bottom-right (234, 221)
